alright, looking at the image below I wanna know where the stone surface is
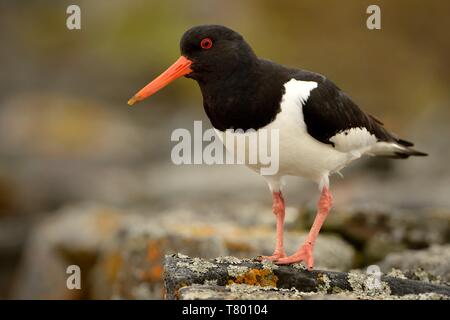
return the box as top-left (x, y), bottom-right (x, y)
top-left (11, 200), bottom-right (449, 300)
top-left (164, 254), bottom-right (450, 300)
top-left (10, 203), bottom-right (128, 299)
top-left (177, 284), bottom-right (448, 300)
top-left (11, 202), bottom-right (355, 299)
top-left (379, 244), bottom-right (450, 284)
top-left (303, 204), bottom-right (450, 264)
top-left (178, 284), bottom-right (351, 300)
top-left (92, 207), bottom-right (355, 299)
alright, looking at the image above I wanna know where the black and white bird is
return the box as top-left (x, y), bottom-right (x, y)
top-left (128, 25), bottom-right (427, 269)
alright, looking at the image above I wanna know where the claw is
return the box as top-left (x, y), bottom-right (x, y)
top-left (257, 251), bottom-right (287, 262)
top-left (275, 243), bottom-right (314, 270)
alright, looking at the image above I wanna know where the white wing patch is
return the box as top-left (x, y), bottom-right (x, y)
top-left (329, 127), bottom-right (377, 152)
top-left (283, 78), bottom-right (318, 105)
top-left (281, 79), bottom-right (318, 129)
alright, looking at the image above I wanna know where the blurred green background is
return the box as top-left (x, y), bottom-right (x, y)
top-left (0, 0), bottom-right (449, 299)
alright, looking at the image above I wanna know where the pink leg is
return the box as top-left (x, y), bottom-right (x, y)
top-left (276, 186), bottom-right (333, 270)
top-left (259, 191), bottom-right (287, 261)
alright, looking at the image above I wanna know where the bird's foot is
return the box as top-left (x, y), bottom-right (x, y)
top-left (258, 250), bottom-right (287, 262)
top-left (275, 243), bottom-right (314, 270)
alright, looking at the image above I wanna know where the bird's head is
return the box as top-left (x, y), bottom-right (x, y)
top-left (128, 25), bottom-right (256, 106)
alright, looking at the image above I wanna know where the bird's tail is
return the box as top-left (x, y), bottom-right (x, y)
top-left (369, 139), bottom-right (428, 159)
top-left (367, 118), bottom-right (428, 159)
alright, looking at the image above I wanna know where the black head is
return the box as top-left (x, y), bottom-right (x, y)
top-left (179, 25), bottom-right (256, 82)
top-left (127, 25), bottom-right (257, 105)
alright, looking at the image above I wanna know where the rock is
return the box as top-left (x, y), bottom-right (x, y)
top-left (303, 204), bottom-right (450, 264)
top-left (177, 284), bottom-right (448, 300)
top-left (378, 244), bottom-right (450, 284)
top-left (11, 201), bottom-right (354, 299)
top-left (178, 284), bottom-right (449, 300)
top-left (164, 254), bottom-right (450, 300)
top-left (91, 208), bottom-right (355, 299)
top-left (178, 284), bottom-right (352, 300)
top-left (91, 219), bottom-right (227, 299)
top-left (9, 201), bottom-right (449, 300)
top-left (10, 203), bottom-right (128, 299)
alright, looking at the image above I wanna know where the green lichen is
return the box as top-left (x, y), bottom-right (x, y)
top-left (347, 271), bottom-right (392, 299)
top-left (412, 268), bottom-right (433, 283)
top-left (291, 263), bottom-right (307, 271)
top-left (176, 257), bottom-right (217, 275)
top-left (227, 283), bottom-right (306, 300)
top-left (261, 260), bottom-right (279, 271)
top-left (317, 273), bottom-right (331, 293)
top-left (227, 265), bottom-right (250, 278)
top-left (214, 256), bottom-right (242, 264)
top-left (204, 279), bottom-right (218, 286)
top-left (387, 268), bottom-right (407, 280)
top-left (175, 253), bottom-right (189, 259)
top-left (178, 284), bottom-right (221, 300)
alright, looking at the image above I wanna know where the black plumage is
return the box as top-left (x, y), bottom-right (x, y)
top-left (298, 75), bottom-right (427, 158)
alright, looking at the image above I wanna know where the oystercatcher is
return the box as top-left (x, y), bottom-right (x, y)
top-left (128, 25), bottom-right (427, 269)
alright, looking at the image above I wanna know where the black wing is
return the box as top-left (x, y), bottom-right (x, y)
top-left (299, 77), bottom-right (411, 147)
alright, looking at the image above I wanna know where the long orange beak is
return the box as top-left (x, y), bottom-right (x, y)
top-left (127, 56), bottom-right (193, 106)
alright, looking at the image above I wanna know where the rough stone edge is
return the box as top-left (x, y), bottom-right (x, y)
top-left (163, 254), bottom-right (450, 300)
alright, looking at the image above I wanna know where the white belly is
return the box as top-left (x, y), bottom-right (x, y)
top-left (214, 120), bottom-right (353, 183)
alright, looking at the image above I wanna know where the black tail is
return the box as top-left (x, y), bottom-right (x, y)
top-left (368, 117), bottom-right (428, 159)
top-left (391, 147), bottom-right (428, 159)
top-left (378, 136), bottom-right (427, 159)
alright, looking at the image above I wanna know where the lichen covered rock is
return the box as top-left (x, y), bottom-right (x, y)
top-left (91, 208), bottom-right (355, 299)
top-left (10, 203), bottom-right (126, 299)
top-left (308, 204), bottom-right (450, 264)
top-left (379, 244), bottom-right (450, 284)
top-left (164, 254), bottom-right (450, 300)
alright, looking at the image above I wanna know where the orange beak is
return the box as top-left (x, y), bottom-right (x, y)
top-left (127, 56), bottom-right (193, 106)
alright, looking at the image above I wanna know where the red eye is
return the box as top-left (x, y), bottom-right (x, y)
top-left (200, 38), bottom-right (213, 49)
